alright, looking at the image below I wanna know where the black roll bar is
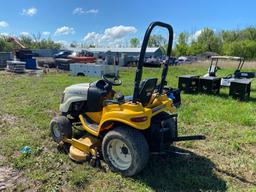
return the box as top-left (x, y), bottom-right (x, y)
top-left (132, 21), bottom-right (174, 103)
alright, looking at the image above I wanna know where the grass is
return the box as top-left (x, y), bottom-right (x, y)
top-left (0, 64), bottom-right (256, 191)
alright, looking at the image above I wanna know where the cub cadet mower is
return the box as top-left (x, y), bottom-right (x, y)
top-left (50, 21), bottom-right (205, 176)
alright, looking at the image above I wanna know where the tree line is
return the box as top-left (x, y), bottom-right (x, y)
top-left (0, 33), bottom-right (61, 51)
top-left (130, 27), bottom-right (256, 60)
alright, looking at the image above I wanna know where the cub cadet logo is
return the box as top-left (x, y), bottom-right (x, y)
top-left (68, 91), bottom-right (87, 95)
top-left (152, 105), bottom-right (166, 113)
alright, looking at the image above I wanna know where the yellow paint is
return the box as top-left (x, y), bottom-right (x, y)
top-left (78, 93), bottom-right (176, 135)
top-left (68, 136), bottom-right (101, 162)
top-left (86, 111), bottom-right (102, 124)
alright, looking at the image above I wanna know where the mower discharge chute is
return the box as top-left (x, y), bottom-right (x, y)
top-left (50, 21), bottom-right (205, 176)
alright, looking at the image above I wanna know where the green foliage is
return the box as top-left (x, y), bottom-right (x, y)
top-left (222, 40), bottom-right (256, 59)
top-left (0, 34), bottom-right (61, 52)
top-left (148, 34), bottom-right (166, 47)
top-left (19, 35), bottom-right (61, 49)
top-left (176, 32), bottom-right (189, 56)
top-left (130, 38), bottom-right (140, 47)
top-left (197, 28), bottom-right (222, 53)
top-left (0, 37), bottom-right (13, 52)
top-left (171, 26), bottom-right (256, 59)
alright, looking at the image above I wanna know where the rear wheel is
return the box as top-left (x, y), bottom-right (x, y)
top-left (102, 127), bottom-right (149, 176)
top-left (50, 116), bottom-right (72, 143)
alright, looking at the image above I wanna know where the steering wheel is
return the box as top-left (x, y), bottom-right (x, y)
top-left (102, 73), bottom-right (122, 86)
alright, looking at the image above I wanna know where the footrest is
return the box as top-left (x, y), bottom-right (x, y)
top-left (79, 115), bottom-right (99, 136)
top-left (173, 135), bottom-right (206, 142)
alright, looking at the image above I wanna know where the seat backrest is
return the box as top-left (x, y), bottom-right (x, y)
top-left (138, 78), bottom-right (158, 106)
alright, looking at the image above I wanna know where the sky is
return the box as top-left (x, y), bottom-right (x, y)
top-left (0, 0), bottom-right (256, 47)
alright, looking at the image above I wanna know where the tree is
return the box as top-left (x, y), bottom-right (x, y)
top-left (196, 28), bottom-right (222, 53)
top-left (70, 41), bottom-right (78, 48)
top-left (175, 32), bottom-right (189, 56)
top-left (221, 30), bottom-right (240, 42)
top-left (0, 37), bottom-right (13, 52)
top-left (148, 34), bottom-right (166, 47)
top-left (240, 27), bottom-right (256, 41)
top-left (130, 38), bottom-right (140, 47)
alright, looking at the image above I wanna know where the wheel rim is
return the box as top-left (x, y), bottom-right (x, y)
top-left (52, 124), bottom-right (61, 138)
top-left (107, 139), bottom-right (132, 170)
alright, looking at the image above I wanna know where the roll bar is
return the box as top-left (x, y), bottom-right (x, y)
top-left (132, 21), bottom-right (174, 103)
top-left (210, 56), bottom-right (245, 73)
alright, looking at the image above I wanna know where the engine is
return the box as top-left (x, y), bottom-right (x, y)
top-left (60, 80), bottom-right (113, 117)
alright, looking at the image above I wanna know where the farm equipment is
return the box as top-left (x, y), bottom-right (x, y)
top-left (205, 56), bottom-right (254, 87)
top-left (7, 37), bottom-right (38, 69)
top-left (233, 58), bottom-right (256, 79)
top-left (203, 56), bottom-right (253, 100)
top-left (50, 21), bottom-right (205, 176)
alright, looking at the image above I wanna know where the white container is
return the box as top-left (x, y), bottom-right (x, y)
top-left (70, 63), bottom-right (115, 77)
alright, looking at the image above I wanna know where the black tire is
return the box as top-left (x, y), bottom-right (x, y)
top-left (102, 126), bottom-right (149, 176)
top-left (77, 73), bottom-right (85, 76)
top-left (163, 117), bottom-right (177, 140)
top-left (153, 112), bottom-right (177, 139)
top-left (50, 116), bottom-right (72, 143)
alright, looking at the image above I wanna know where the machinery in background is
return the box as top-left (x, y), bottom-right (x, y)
top-left (67, 51), bottom-right (96, 63)
top-left (205, 56), bottom-right (255, 87)
top-left (178, 56), bottom-right (254, 100)
top-left (7, 37), bottom-right (38, 69)
top-left (53, 50), bottom-right (73, 59)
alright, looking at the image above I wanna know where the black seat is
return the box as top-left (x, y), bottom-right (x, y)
top-left (137, 78), bottom-right (158, 106)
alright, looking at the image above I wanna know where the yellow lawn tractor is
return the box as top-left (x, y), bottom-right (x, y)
top-left (50, 21), bottom-right (205, 176)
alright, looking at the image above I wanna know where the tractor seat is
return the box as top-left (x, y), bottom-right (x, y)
top-left (103, 78), bottom-right (157, 106)
top-left (137, 78), bottom-right (158, 106)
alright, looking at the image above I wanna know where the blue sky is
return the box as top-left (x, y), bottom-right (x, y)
top-left (0, 0), bottom-right (255, 47)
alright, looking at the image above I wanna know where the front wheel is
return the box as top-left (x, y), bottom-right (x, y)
top-left (50, 116), bottom-right (72, 143)
top-left (102, 127), bottom-right (149, 176)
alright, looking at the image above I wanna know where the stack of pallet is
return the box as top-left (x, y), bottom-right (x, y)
top-left (6, 61), bottom-right (26, 73)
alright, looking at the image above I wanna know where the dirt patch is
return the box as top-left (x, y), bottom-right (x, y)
top-left (191, 60), bottom-right (256, 69)
top-left (241, 144), bottom-right (256, 155)
top-left (0, 114), bottom-right (18, 126)
top-left (0, 155), bottom-right (34, 191)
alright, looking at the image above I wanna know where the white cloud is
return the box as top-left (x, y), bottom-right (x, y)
top-left (83, 25), bottom-right (137, 46)
top-left (20, 32), bottom-right (30, 36)
top-left (0, 21), bottom-right (9, 28)
top-left (73, 7), bottom-right (99, 15)
top-left (84, 32), bottom-right (101, 41)
top-left (73, 7), bottom-right (84, 15)
top-left (188, 29), bottom-right (202, 43)
top-left (22, 7), bottom-right (37, 16)
top-left (86, 9), bottom-right (98, 14)
top-left (0, 32), bottom-right (8, 36)
top-left (42, 31), bottom-right (50, 36)
top-left (103, 25), bottom-right (137, 39)
top-left (55, 40), bottom-right (68, 45)
top-left (55, 26), bottom-right (75, 35)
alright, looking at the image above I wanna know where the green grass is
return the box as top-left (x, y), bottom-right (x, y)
top-left (0, 65), bottom-right (256, 191)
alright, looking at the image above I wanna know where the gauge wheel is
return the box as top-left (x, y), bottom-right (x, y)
top-left (50, 116), bottom-right (72, 143)
top-left (102, 126), bottom-right (149, 176)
